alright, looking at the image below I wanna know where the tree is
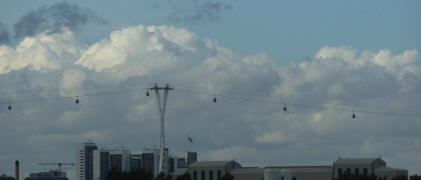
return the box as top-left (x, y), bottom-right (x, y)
top-left (219, 172), bottom-right (234, 180)
top-left (392, 175), bottom-right (408, 180)
top-left (174, 172), bottom-right (192, 180)
top-left (155, 172), bottom-right (173, 180)
top-left (410, 175), bottom-right (421, 180)
top-left (106, 167), bottom-right (124, 180)
top-left (130, 168), bottom-right (154, 180)
top-left (333, 172), bottom-right (406, 180)
top-left (106, 167), bottom-right (153, 180)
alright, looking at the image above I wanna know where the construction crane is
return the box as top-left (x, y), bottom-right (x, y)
top-left (37, 163), bottom-right (75, 173)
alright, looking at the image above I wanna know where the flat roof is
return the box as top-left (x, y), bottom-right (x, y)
top-left (231, 167), bottom-right (264, 175)
top-left (375, 167), bottom-right (408, 172)
top-left (334, 158), bottom-right (381, 165)
top-left (265, 166), bottom-right (332, 173)
top-left (189, 161), bottom-right (233, 167)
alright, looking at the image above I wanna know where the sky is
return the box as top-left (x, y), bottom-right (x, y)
top-left (0, 0), bottom-right (421, 179)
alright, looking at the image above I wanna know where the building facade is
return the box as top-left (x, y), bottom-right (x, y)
top-left (93, 150), bottom-right (109, 180)
top-left (333, 158), bottom-right (407, 180)
top-left (92, 149), bottom-right (130, 180)
top-left (76, 141), bottom-right (98, 180)
top-left (187, 152), bottom-right (197, 165)
top-left (140, 148), bottom-right (169, 176)
top-left (190, 158), bottom-right (408, 180)
top-left (130, 153), bottom-right (142, 171)
top-left (0, 175), bottom-right (15, 180)
top-left (24, 170), bottom-right (68, 180)
top-left (188, 161), bottom-right (241, 180)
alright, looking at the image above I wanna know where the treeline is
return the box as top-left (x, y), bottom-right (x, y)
top-left (410, 175), bottom-right (421, 180)
top-left (106, 167), bottom-right (235, 180)
top-left (334, 173), bottom-right (407, 180)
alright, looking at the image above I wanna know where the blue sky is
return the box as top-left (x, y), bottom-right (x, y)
top-left (1, 0), bottom-right (421, 179)
top-left (1, 0), bottom-right (420, 64)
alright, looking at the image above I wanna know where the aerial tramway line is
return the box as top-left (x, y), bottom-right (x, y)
top-left (1, 83), bottom-right (421, 120)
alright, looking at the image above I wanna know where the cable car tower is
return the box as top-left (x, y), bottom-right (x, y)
top-left (147, 83), bottom-right (173, 173)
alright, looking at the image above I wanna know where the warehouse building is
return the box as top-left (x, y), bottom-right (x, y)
top-left (188, 157), bottom-right (407, 180)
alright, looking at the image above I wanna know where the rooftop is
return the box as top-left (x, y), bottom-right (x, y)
top-left (375, 167), bottom-right (408, 172)
top-left (189, 161), bottom-right (234, 167)
top-left (334, 158), bottom-right (381, 165)
top-left (265, 166), bottom-right (332, 173)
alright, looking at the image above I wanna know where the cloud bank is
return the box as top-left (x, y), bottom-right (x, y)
top-left (0, 24), bottom-right (421, 179)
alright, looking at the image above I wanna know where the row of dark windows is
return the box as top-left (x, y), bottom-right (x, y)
top-left (192, 170), bottom-right (222, 180)
top-left (338, 168), bottom-right (368, 176)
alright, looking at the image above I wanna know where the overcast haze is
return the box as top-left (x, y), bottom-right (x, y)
top-left (0, 1), bottom-right (421, 180)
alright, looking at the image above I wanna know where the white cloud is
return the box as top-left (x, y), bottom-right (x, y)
top-left (255, 130), bottom-right (293, 144)
top-left (1, 25), bottom-right (421, 176)
top-left (0, 28), bottom-right (80, 74)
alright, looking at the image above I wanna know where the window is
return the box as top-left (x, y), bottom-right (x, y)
top-left (338, 168), bottom-right (342, 176)
top-left (363, 168), bottom-right (368, 176)
top-left (201, 171), bottom-right (205, 180)
top-left (355, 168), bottom-right (359, 175)
top-left (193, 171), bottom-right (197, 180)
top-left (347, 168), bottom-right (351, 174)
top-left (217, 170), bottom-right (222, 179)
top-left (281, 177), bottom-right (284, 180)
top-left (209, 170), bottom-right (213, 180)
top-left (292, 177), bottom-right (296, 180)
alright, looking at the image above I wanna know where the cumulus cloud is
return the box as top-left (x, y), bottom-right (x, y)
top-left (0, 21), bottom-right (10, 45)
top-left (13, 2), bottom-right (106, 39)
top-left (0, 28), bottom-right (81, 74)
top-left (1, 24), bottom-right (421, 178)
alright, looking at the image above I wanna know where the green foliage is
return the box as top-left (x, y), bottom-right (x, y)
top-left (106, 167), bottom-right (154, 180)
top-left (333, 172), bottom-right (407, 180)
top-left (155, 172), bottom-right (173, 180)
top-left (174, 172), bottom-right (192, 180)
top-left (219, 172), bottom-right (234, 180)
top-left (392, 175), bottom-right (408, 180)
top-left (410, 175), bottom-right (421, 180)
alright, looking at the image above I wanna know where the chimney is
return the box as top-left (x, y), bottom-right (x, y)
top-left (15, 160), bottom-right (19, 180)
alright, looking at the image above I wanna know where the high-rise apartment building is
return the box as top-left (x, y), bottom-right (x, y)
top-left (77, 141), bottom-right (98, 180)
top-left (140, 148), bottom-right (168, 176)
top-left (169, 156), bottom-right (187, 172)
top-left (93, 149), bottom-right (131, 180)
top-left (93, 150), bottom-right (109, 180)
top-left (130, 153), bottom-right (142, 171)
top-left (187, 152), bottom-right (197, 165)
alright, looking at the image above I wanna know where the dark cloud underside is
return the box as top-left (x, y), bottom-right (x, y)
top-left (0, 21), bottom-right (10, 45)
top-left (13, 2), bottom-right (106, 39)
top-left (166, 0), bottom-right (233, 23)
